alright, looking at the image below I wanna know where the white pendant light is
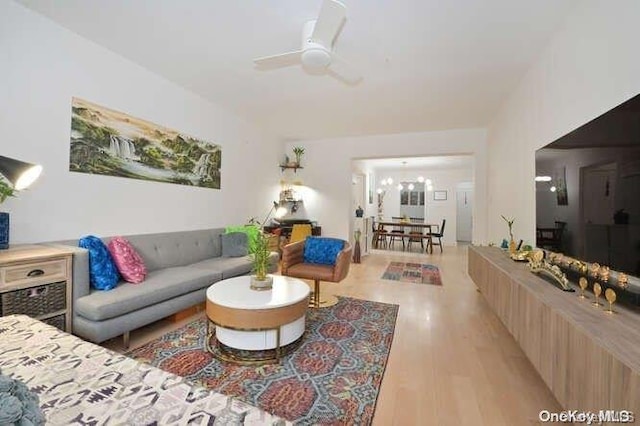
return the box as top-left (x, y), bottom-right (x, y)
top-left (417, 176), bottom-right (424, 183)
top-left (408, 183), bottom-right (415, 190)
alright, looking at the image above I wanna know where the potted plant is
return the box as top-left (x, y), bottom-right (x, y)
top-left (251, 229), bottom-right (273, 290)
top-left (292, 146), bottom-right (305, 166)
top-left (0, 178), bottom-right (15, 249)
top-left (501, 215), bottom-right (516, 254)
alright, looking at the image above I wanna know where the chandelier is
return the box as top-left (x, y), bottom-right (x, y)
top-left (379, 174), bottom-right (434, 193)
top-left (378, 161), bottom-right (434, 192)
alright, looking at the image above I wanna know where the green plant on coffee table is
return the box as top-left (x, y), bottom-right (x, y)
top-left (252, 230), bottom-right (270, 281)
top-left (0, 178), bottom-right (15, 204)
top-left (246, 218), bottom-right (271, 282)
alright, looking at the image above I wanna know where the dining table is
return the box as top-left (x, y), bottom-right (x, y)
top-left (373, 220), bottom-right (440, 253)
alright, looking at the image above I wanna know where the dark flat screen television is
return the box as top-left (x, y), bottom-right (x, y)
top-left (535, 93), bottom-right (640, 277)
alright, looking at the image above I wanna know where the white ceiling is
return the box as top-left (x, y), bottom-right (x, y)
top-left (18, 0), bottom-right (579, 141)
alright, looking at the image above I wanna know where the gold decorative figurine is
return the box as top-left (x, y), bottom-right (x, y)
top-left (577, 261), bottom-right (588, 276)
top-left (578, 277), bottom-right (589, 299)
top-left (589, 263), bottom-right (600, 279)
top-left (599, 265), bottom-right (610, 283)
top-left (604, 288), bottom-right (617, 314)
top-left (617, 273), bottom-right (629, 290)
top-left (592, 282), bottom-right (602, 307)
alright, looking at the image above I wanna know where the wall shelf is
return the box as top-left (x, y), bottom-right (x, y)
top-left (279, 164), bottom-right (303, 173)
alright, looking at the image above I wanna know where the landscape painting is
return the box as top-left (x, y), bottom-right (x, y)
top-left (69, 98), bottom-right (221, 189)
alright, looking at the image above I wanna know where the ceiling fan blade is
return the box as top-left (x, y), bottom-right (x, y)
top-left (311, 0), bottom-right (346, 48)
top-left (254, 51), bottom-right (302, 70)
top-left (327, 55), bottom-right (362, 85)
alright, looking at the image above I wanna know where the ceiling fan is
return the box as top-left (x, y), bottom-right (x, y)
top-left (253, 0), bottom-right (362, 85)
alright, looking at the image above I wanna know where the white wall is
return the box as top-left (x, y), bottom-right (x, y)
top-left (284, 128), bottom-right (487, 242)
top-left (487, 0), bottom-right (640, 246)
top-left (1, 1), bottom-right (282, 243)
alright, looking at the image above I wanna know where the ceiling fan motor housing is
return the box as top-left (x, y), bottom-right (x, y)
top-left (301, 20), bottom-right (331, 69)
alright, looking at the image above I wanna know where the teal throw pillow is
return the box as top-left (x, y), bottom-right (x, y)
top-left (225, 225), bottom-right (260, 253)
top-left (79, 235), bottom-right (120, 290)
top-left (303, 237), bottom-right (344, 265)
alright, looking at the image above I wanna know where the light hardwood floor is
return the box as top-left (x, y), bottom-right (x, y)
top-left (104, 245), bottom-right (562, 425)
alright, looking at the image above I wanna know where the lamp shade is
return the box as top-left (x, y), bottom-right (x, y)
top-left (0, 156), bottom-right (42, 190)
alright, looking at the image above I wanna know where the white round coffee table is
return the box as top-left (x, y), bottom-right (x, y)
top-left (205, 275), bottom-right (310, 364)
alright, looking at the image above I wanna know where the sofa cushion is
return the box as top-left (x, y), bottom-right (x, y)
top-left (75, 266), bottom-right (220, 321)
top-left (124, 229), bottom-right (223, 272)
top-left (303, 237), bottom-right (344, 265)
top-left (190, 252), bottom-right (279, 279)
top-left (78, 235), bottom-right (120, 290)
top-left (189, 256), bottom-right (253, 279)
top-left (107, 236), bottom-right (147, 283)
top-left (221, 232), bottom-right (248, 257)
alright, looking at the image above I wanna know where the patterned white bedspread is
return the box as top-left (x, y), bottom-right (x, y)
top-left (0, 315), bottom-right (287, 425)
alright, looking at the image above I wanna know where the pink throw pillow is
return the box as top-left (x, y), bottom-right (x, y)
top-left (107, 236), bottom-right (147, 283)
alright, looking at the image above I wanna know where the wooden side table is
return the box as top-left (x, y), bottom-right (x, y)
top-left (0, 245), bottom-right (74, 332)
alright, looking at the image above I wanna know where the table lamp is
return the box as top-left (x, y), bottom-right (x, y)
top-left (0, 155), bottom-right (43, 249)
top-left (0, 156), bottom-right (43, 190)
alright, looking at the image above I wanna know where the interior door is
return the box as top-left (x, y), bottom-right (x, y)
top-left (582, 163), bottom-right (616, 225)
top-left (456, 187), bottom-right (473, 242)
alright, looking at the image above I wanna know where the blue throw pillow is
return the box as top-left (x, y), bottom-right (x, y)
top-left (303, 237), bottom-right (344, 265)
top-left (79, 235), bottom-right (120, 290)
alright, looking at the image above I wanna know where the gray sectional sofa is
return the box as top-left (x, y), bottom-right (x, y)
top-left (48, 228), bottom-right (278, 345)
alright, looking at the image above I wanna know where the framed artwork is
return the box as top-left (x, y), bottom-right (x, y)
top-left (368, 173), bottom-right (374, 204)
top-left (555, 167), bottom-right (568, 205)
top-left (69, 97), bottom-right (221, 188)
top-left (434, 190), bottom-right (447, 201)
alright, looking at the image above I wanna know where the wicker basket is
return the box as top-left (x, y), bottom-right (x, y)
top-left (41, 314), bottom-right (66, 331)
top-left (0, 281), bottom-right (67, 317)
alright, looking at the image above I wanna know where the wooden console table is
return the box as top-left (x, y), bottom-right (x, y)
top-left (468, 245), bottom-right (640, 413)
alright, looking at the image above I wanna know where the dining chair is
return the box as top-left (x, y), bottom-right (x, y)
top-left (407, 217), bottom-right (425, 251)
top-left (389, 217), bottom-right (406, 250)
top-left (427, 219), bottom-right (446, 253)
top-left (536, 221), bottom-right (566, 251)
top-left (372, 220), bottom-right (388, 249)
top-left (289, 224), bottom-right (312, 244)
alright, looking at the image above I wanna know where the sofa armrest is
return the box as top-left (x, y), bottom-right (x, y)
top-left (45, 244), bottom-right (91, 306)
top-left (333, 242), bottom-right (353, 282)
top-left (281, 240), bottom-right (305, 274)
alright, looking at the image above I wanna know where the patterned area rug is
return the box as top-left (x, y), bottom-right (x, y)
top-left (381, 261), bottom-right (443, 285)
top-left (128, 296), bottom-right (399, 425)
